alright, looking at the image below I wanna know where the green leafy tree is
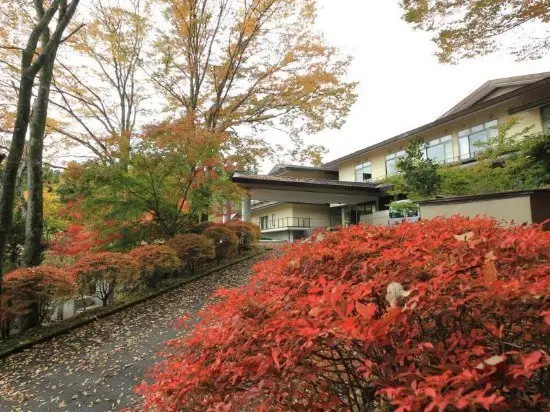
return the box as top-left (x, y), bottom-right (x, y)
top-left (396, 138), bottom-right (442, 199)
top-left (400, 0), bottom-right (550, 62)
top-left (72, 118), bottom-right (232, 241)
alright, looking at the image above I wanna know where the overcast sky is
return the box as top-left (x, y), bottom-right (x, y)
top-left (305, 0), bottom-right (550, 166)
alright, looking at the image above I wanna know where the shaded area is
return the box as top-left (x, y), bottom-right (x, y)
top-left (0, 254), bottom-right (269, 411)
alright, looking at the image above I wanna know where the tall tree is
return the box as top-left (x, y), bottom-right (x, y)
top-left (0, 0), bottom-right (80, 276)
top-left (400, 0), bottom-right (550, 63)
top-left (148, 0), bottom-right (357, 164)
top-left (23, 14), bottom-right (57, 268)
top-left (50, 0), bottom-right (150, 168)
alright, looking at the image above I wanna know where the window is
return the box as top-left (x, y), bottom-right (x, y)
top-left (458, 120), bottom-right (498, 160)
top-left (259, 216), bottom-right (269, 230)
top-left (426, 135), bottom-right (454, 163)
top-left (385, 150), bottom-right (406, 176)
top-left (354, 161), bottom-right (372, 182)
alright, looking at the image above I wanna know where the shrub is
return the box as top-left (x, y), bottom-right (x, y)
top-left (166, 234), bottom-right (215, 273)
top-left (71, 252), bottom-right (139, 306)
top-left (137, 217), bottom-right (550, 411)
top-left (128, 245), bottom-right (181, 287)
top-left (1, 266), bottom-right (75, 331)
top-left (226, 221), bottom-right (260, 251)
top-left (189, 221), bottom-right (216, 234)
top-left (203, 226), bottom-right (238, 261)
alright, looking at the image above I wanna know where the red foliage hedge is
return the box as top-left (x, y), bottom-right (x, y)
top-left (1, 266), bottom-right (75, 326)
top-left (137, 217), bottom-right (550, 411)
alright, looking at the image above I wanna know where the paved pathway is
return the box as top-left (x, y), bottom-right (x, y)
top-left (0, 254), bottom-right (268, 411)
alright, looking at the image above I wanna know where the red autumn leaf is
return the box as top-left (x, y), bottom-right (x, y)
top-left (482, 251), bottom-right (498, 282)
top-left (356, 302), bottom-right (377, 320)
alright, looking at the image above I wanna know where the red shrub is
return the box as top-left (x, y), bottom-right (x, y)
top-left (166, 234), bottom-right (215, 273)
top-left (226, 220), bottom-right (260, 251)
top-left (204, 226), bottom-right (238, 261)
top-left (71, 252), bottom-right (139, 306)
top-left (1, 266), bottom-right (75, 328)
top-left (128, 245), bottom-right (181, 287)
top-left (137, 217), bottom-right (550, 411)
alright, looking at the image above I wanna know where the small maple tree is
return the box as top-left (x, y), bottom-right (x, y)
top-left (71, 252), bottom-right (139, 306)
top-left (137, 217), bottom-right (550, 411)
top-left (226, 221), bottom-right (261, 251)
top-left (128, 245), bottom-right (181, 287)
top-left (204, 226), bottom-right (239, 261)
top-left (166, 234), bottom-right (215, 274)
top-left (1, 266), bottom-right (75, 332)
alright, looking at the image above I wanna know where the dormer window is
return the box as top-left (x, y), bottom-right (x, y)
top-left (355, 161), bottom-right (372, 182)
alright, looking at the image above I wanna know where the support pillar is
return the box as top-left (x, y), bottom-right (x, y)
top-left (241, 193), bottom-right (251, 222)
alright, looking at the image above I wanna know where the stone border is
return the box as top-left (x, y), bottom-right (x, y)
top-left (0, 250), bottom-right (267, 360)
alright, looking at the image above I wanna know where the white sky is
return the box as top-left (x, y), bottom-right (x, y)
top-left (304, 0), bottom-right (550, 166)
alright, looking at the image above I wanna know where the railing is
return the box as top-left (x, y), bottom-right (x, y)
top-left (259, 217), bottom-right (311, 230)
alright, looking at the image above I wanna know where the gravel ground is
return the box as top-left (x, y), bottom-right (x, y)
top-left (0, 253), bottom-right (272, 412)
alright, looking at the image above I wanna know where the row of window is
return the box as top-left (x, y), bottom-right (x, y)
top-left (355, 120), bottom-right (499, 182)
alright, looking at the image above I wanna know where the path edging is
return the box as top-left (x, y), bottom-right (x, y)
top-left (0, 250), bottom-right (266, 360)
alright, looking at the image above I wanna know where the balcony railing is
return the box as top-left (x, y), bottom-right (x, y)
top-left (259, 217), bottom-right (311, 230)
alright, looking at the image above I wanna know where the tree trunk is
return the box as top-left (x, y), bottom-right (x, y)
top-left (0, 72), bottom-right (36, 275)
top-left (0, 0), bottom-right (81, 278)
top-left (23, 47), bottom-right (56, 268)
top-left (118, 130), bottom-right (131, 172)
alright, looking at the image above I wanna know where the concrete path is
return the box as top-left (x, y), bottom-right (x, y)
top-left (0, 254), bottom-right (268, 411)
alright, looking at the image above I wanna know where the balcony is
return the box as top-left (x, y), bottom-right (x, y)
top-left (259, 217), bottom-right (311, 231)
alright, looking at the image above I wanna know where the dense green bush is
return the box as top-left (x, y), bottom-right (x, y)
top-left (204, 226), bottom-right (238, 261)
top-left (166, 234), bottom-right (215, 273)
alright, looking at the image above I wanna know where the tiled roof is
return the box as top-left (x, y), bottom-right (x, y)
top-left (232, 173), bottom-right (386, 192)
top-left (268, 163), bottom-right (339, 176)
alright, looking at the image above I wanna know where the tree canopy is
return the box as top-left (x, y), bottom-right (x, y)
top-left (400, 0), bottom-right (550, 62)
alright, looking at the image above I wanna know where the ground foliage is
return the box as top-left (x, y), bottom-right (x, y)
top-left (138, 217), bottom-right (550, 411)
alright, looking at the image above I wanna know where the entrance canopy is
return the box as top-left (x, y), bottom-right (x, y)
top-left (232, 173), bottom-right (386, 205)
